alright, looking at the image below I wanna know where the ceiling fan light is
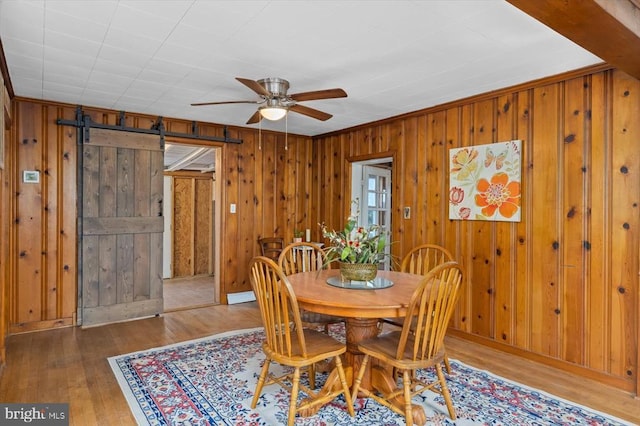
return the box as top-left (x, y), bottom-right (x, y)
top-left (259, 106), bottom-right (287, 121)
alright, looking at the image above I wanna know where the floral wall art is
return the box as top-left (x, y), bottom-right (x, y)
top-left (449, 140), bottom-right (522, 222)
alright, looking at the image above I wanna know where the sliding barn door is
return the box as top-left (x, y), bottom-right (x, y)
top-left (80, 128), bottom-right (164, 326)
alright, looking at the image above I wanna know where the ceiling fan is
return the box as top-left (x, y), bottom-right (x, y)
top-left (191, 77), bottom-right (347, 124)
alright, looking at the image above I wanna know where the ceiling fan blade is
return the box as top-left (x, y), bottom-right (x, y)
top-left (289, 104), bottom-right (332, 121)
top-left (246, 110), bottom-right (262, 124)
top-left (289, 88), bottom-right (347, 102)
top-left (191, 100), bottom-right (258, 106)
top-left (236, 77), bottom-right (271, 97)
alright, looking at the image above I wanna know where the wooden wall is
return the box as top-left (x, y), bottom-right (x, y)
top-left (166, 172), bottom-right (214, 278)
top-left (3, 64), bottom-right (639, 394)
top-left (8, 104), bottom-right (78, 333)
top-left (311, 66), bottom-right (640, 393)
top-left (0, 71), bottom-right (11, 365)
top-left (224, 129), bottom-right (317, 293)
top-left (5, 101), bottom-right (314, 333)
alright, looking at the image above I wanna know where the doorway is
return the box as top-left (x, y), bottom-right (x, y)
top-left (351, 157), bottom-right (393, 270)
top-left (162, 142), bottom-right (221, 311)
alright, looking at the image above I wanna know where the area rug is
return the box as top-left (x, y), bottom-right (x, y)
top-left (109, 326), bottom-right (633, 425)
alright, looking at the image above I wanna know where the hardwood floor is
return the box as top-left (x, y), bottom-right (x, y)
top-left (0, 303), bottom-right (262, 426)
top-left (0, 302), bottom-right (638, 425)
top-left (444, 336), bottom-right (640, 424)
top-left (163, 275), bottom-right (217, 312)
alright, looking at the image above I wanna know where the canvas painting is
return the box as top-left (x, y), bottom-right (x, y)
top-left (449, 140), bottom-right (522, 222)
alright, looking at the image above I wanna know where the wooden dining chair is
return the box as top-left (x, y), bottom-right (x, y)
top-left (351, 261), bottom-right (463, 423)
top-left (400, 243), bottom-right (454, 275)
top-left (258, 237), bottom-right (284, 261)
top-left (279, 242), bottom-right (344, 333)
top-left (382, 243), bottom-right (455, 373)
top-left (249, 256), bottom-right (354, 426)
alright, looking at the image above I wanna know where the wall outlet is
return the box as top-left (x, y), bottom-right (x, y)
top-left (404, 206), bottom-right (411, 219)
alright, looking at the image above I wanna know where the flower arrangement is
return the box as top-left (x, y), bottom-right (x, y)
top-left (320, 199), bottom-right (388, 265)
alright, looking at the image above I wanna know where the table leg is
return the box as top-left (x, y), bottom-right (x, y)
top-left (344, 318), bottom-right (381, 390)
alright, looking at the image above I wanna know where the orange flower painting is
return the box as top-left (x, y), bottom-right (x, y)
top-left (449, 140), bottom-right (521, 222)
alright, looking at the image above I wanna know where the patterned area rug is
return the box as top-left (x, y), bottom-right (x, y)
top-left (109, 326), bottom-right (632, 425)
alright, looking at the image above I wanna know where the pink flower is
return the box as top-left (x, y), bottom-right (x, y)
top-left (459, 207), bottom-right (471, 220)
top-left (450, 187), bottom-right (465, 205)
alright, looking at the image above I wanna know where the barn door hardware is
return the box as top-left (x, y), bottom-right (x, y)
top-left (56, 106), bottom-right (243, 145)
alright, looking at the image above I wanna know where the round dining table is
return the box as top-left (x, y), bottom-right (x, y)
top-left (287, 268), bottom-right (429, 423)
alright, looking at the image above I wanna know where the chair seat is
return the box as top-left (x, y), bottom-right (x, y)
top-left (380, 315), bottom-right (452, 374)
top-left (266, 328), bottom-right (347, 365)
top-left (358, 331), bottom-right (446, 370)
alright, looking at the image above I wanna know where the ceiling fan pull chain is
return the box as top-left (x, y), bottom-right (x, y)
top-left (258, 119), bottom-right (262, 150)
top-left (285, 114), bottom-right (288, 151)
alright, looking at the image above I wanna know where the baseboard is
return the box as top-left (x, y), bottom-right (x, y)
top-left (227, 291), bottom-right (256, 304)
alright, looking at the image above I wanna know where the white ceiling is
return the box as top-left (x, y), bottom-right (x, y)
top-left (165, 142), bottom-right (215, 172)
top-left (0, 0), bottom-right (602, 137)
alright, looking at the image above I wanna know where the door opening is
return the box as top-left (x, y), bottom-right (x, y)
top-left (351, 157), bottom-right (393, 270)
top-left (162, 142), bottom-right (221, 311)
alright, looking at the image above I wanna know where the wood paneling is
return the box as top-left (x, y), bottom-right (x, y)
top-left (0, 76), bottom-right (9, 365)
top-left (3, 64), bottom-right (639, 394)
top-left (562, 76), bottom-right (587, 364)
top-left (10, 103), bottom-right (76, 333)
top-left (469, 99), bottom-right (495, 340)
top-left (494, 93), bottom-right (517, 347)
top-left (610, 72), bottom-right (639, 381)
top-left (4, 104), bottom-right (315, 313)
top-left (587, 71), bottom-right (609, 373)
top-left (312, 67), bottom-right (640, 392)
top-left (170, 173), bottom-right (213, 278)
top-left (194, 178), bottom-right (211, 275)
top-left (530, 83), bottom-right (561, 358)
top-left (173, 177), bottom-right (194, 277)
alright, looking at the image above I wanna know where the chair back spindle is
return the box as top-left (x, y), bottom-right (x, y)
top-left (278, 243), bottom-right (344, 333)
top-left (401, 243), bottom-right (454, 275)
top-left (279, 242), bottom-right (325, 275)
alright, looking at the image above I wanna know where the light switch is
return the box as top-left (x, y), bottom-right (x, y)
top-left (404, 207), bottom-right (411, 219)
top-left (230, 203), bottom-right (236, 213)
